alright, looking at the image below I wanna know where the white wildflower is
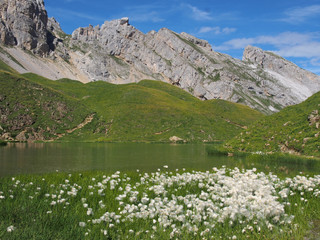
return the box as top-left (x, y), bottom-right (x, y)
top-left (87, 208), bottom-right (93, 216)
top-left (7, 225), bottom-right (15, 232)
top-left (79, 222), bottom-right (86, 227)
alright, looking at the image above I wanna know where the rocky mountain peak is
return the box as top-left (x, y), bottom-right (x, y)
top-left (71, 17), bottom-right (143, 56)
top-left (47, 17), bottom-right (63, 35)
top-left (0, 0), bottom-right (52, 55)
top-left (1, 1), bottom-right (320, 115)
top-left (120, 17), bottom-right (129, 25)
top-left (180, 32), bottom-right (212, 50)
top-left (243, 45), bottom-right (320, 100)
top-left (243, 45), bottom-right (290, 70)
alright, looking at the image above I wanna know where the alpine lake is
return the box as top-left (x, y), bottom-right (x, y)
top-left (0, 142), bottom-right (319, 177)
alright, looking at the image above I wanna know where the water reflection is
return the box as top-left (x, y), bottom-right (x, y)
top-left (0, 143), bottom-right (319, 177)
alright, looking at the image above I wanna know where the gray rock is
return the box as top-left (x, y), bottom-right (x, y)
top-left (1, 1), bottom-right (320, 114)
top-left (120, 17), bottom-right (129, 25)
top-left (47, 17), bottom-right (64, 39)
top-left (180, 32), bottom-right (212, 50)
top-left (69, 20), bottom-right (320, 113)
top-left (243, 45), bottom-right (320, 101)
top-left (0, 0), bottom-right (51, 55)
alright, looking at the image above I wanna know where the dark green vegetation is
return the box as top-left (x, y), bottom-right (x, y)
top-left (226, 92), bottom-right (320, 157)
top-left (0, 140), bottom-right (7, 146)
top-left (0, 60), bottom-right (263, 142)
top-left (0, 67), bottom-right (92, 142)
top-left (206, 144), bottom-right (320, 177)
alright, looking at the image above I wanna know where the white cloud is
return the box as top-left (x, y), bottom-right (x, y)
top-left (199, 27), bottom-right (220, 34)
top-left (310, 58), bottom-right (320, 66)
top-left (186, 4), bottom-right (212, 21)
top-left (199, 26), bottom-right (236, 35)
top-left (275, 42), bottom-right (320, 58)
top-left (213, 32), bottom-right (319, 54)
top-left (282, 5), bottom-right (320, 23)
top-left (213, 37), bottom-right (255, 51)
top-left (213, 32), bottom-right (320, 75)
top-left (221, 27), bottom-right (237, 34)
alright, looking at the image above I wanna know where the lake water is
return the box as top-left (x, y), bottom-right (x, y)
top-left (0, 143), bottom-right (319, 177)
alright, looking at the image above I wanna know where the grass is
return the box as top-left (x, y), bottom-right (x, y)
top-left (226, 91), bottom-right (320, 157)
top-left (0, 68), bottom-right (93, 141)
top-left (0, 57), bottom-right (19, 74)
top-left (0, 167), bottom-right (319, 240)
top-left (0, 58), bottom-right (264, 142)
top-left (206, 145), bottom-right (320, 177)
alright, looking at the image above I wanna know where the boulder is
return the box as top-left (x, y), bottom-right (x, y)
top-left (169, 136), bottom-right (183, 143)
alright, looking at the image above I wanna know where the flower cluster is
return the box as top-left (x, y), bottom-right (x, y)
top-left (1, 167), bottom-right (319, 239)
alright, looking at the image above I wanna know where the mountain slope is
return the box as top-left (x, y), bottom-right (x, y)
top-left (0, 63), bottom-right (93, 141)
top-left (0, 60), bottom-right (263, 142)
top-left (1, 0), bottom-right (320, 115)
top-left (22, 73), bottom-right (263, 142)
top-left (226, 91), bottom-right (320, 157)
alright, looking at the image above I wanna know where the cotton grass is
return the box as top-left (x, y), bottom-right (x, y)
top-left (0, 167), bottom-right (319, 239)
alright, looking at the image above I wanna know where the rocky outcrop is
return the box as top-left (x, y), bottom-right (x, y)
top-left (0, 0), bottom-right (51, 55)
top-left (243, 46), bottom-right (320, 102)
top-left (1, 0), bottom-right (320, 114)
top-left (69, 20), bottom-right (320, 113)
top-left (169, 136), bottom-right (184, 143)
top-left (308, 110), bottom-right (320, 129)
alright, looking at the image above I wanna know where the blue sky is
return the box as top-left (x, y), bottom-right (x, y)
top-left (45, 0), bottom-right (320, 75)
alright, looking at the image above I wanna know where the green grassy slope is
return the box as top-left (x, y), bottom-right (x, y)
top-left (226, 92), bottom-right (320, 157)
top-left (0, 60), bottom-right (263, 142)
top-left (0, 65), bottom-right (93, 141)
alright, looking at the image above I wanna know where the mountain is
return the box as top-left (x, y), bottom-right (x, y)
top-left (226, 91), bottom-right (320, 157)
top-left (0, 0), bottom-right (320, 115)
top-left (0, 60), bottom-right (263, 142)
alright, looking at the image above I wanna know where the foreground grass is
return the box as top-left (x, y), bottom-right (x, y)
top-left (0, 167), bottom-right (319, 239)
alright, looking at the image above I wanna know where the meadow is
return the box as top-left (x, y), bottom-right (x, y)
top-left (0, 58), bottom-right (263, 143)
top-left (226, 91), bottom-right (320, 158)
top-left (1, 166), bottom-right (319, 240)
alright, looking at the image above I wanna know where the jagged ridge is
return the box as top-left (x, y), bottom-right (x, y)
top-left (0, 0), bottom-right (320, 114)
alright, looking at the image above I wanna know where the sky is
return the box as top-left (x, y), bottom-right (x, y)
top-left (45, 0), bottom-right (320, 75)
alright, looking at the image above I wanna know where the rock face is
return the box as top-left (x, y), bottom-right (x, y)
top-left (1, 0), bottom-right (320, 114)
top-left (0, 0), bottom-right (51, 55)
top-left (243, 46), bottom-right (320, 102)
top-left (69, 20), bottom-right (320, 113)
